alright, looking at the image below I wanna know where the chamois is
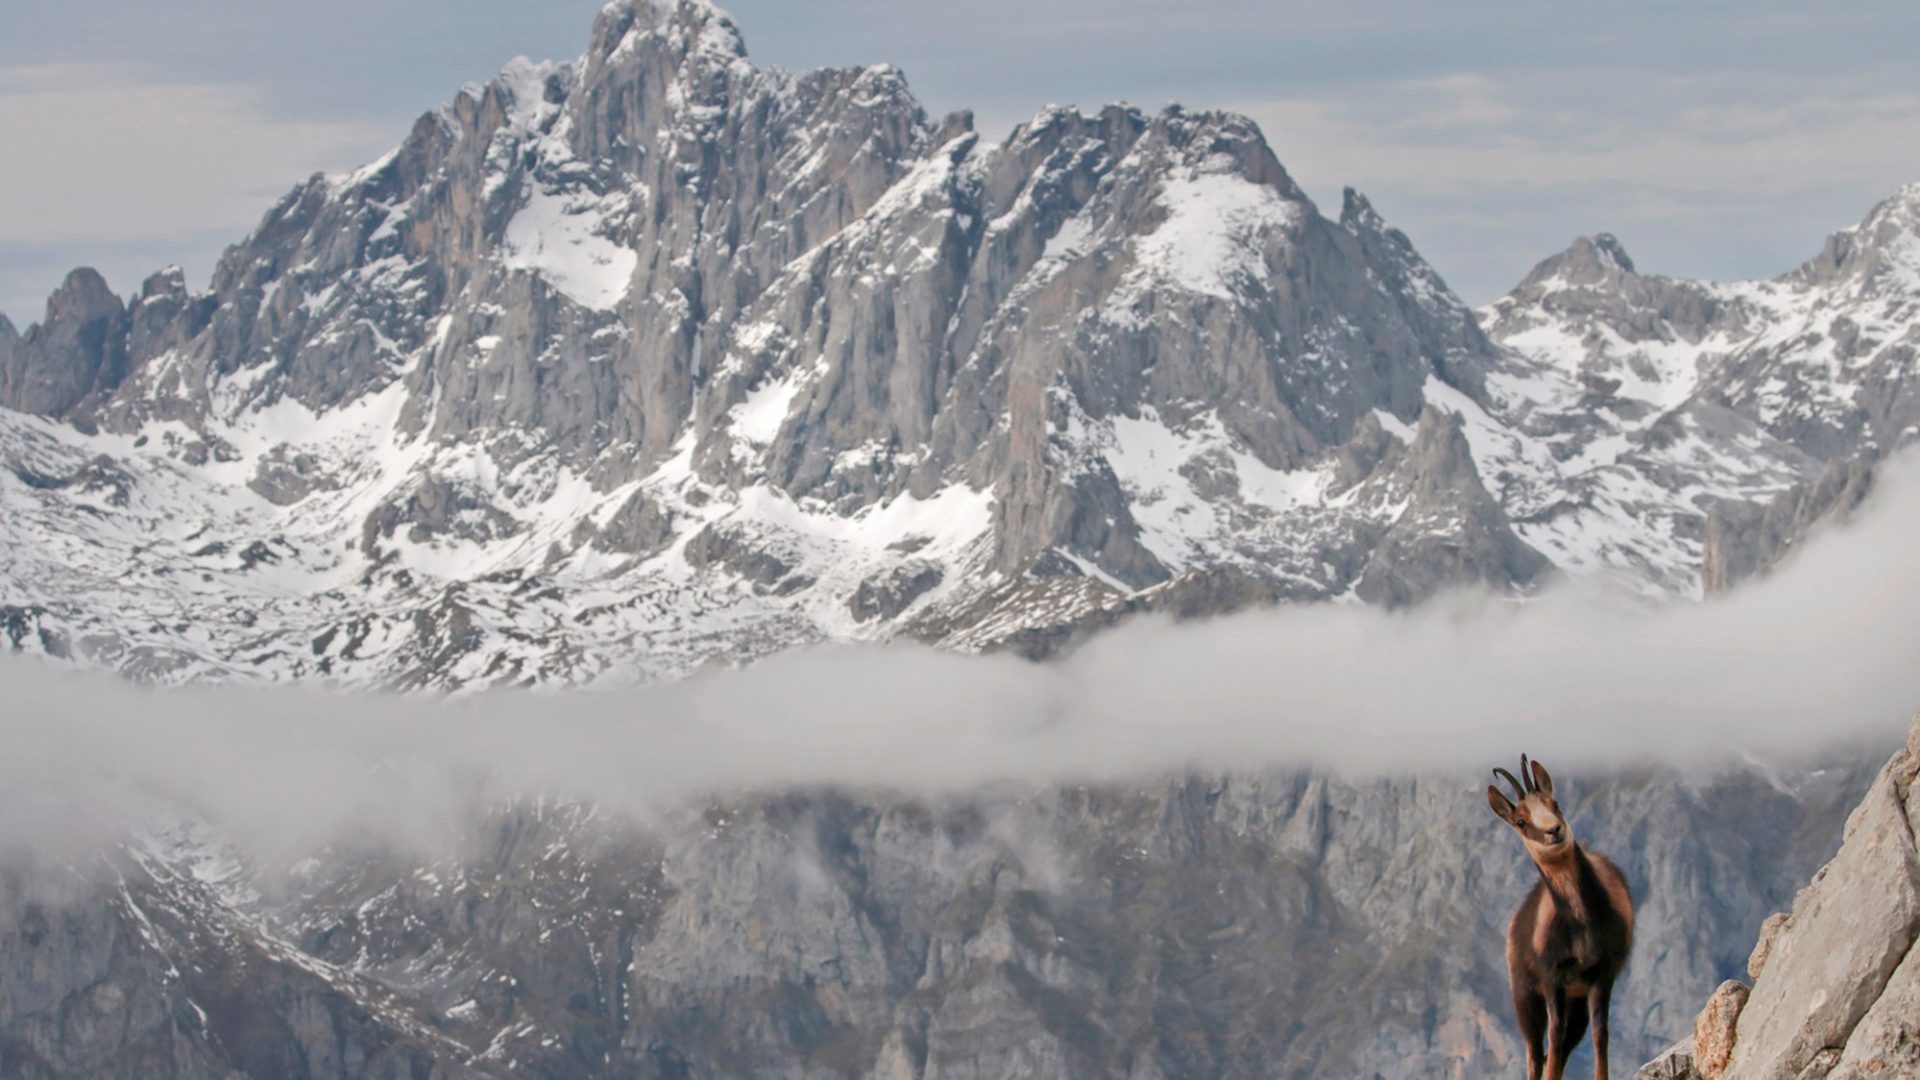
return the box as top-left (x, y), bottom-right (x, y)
top-left (1486, 755), bottom-right (1634, 1080)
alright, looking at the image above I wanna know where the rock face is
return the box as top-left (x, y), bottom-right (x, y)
top-left (0, 760), bottom-right (1876, 1079)
top-left (1635, 711), bottom-right (1920, 1079)
top-left (0, 848), bottom-right (463, 1079)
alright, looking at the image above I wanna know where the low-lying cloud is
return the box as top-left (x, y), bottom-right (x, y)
top-left (7, 457), bottom-right (1920, 862)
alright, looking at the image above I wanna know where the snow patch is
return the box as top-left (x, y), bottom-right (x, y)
top-left (501, 186), bottom-right (636, 311)
top-left (1125, 166), bottom-right (1297, 301)
top-left (729, 369), bottom-right (804, 445)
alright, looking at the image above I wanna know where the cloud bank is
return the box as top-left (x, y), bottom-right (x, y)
top-left (7, 457), bottom-right (1920, 861)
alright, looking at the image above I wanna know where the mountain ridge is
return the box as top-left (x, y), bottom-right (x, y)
top-left (1, 0), bottom-right (1915, 688)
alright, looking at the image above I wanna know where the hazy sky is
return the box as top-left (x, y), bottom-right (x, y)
top-left (8, 452), bottom-right (1920, 861)
top-left (4, 0), bottom-right (1919, 321)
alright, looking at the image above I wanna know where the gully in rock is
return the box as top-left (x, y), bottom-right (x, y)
top-left (1487, 755), bottom-right (1636, 1080)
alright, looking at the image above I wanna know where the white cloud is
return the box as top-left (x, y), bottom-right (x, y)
top-left (6, 451), bottom-right (1920, 864)
top-left (0, 65), bottom-right (386, 247)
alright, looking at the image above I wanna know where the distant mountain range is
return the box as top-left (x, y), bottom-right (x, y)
top-left (2, 1), bottom-right (1915, 688)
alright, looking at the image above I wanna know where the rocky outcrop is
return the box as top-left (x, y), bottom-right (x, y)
top-left (0, 315), bottom-right (16, 387)
top-left (361, 476), bottom-right (524, 554)
top-left (0, 269), bottom-right (129, 421)
top-left (1635, 709), bottom-right (1920, 1079)
top-left (1355, 408), bottom-right (1550, 606)
top-left (848, 562), bottom-right (943, 621)
top-left (1693, 980), bottom-right (1749, 1078)
top-left (1702, 454), bottom-right (1876, 594)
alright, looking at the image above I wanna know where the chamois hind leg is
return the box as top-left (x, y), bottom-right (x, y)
top-left (1514, 988), bottom-right (1546, 1080)
top-left (1590, 978), bottom-right (1613, 1080)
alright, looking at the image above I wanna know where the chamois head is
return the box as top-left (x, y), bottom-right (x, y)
top-left (1487, 754), bottom-right (1573, 858)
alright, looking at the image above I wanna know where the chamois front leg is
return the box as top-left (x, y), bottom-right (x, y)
top-left (1590, 978), bottom-right (1613, 1080)
top-left (1543, 989), bottom-right (1570, 1080)
top-left (1515, 988), bottom-right (1546, 1080)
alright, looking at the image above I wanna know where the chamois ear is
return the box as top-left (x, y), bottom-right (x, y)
top-left (1487, 785), bottom-right (1518, 824)
top-left (1530, 759), bottom-right (1555, 797)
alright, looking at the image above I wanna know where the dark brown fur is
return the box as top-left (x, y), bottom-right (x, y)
top-left (1488, 756), bottom-right (1634, 1080)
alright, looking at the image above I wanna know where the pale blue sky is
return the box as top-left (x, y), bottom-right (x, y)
top-left (4, 0), bottom-right (1919, 322)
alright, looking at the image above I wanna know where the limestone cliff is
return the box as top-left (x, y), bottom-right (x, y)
top-left (1636, 709), bottom-right (1920, 1079)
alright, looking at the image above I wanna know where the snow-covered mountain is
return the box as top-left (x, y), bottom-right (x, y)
top-left (1479, 186), bottom-right (1920, 594)
top-left (2, 0), bottom-right (1916, 688)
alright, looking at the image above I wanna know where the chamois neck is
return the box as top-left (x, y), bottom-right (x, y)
top-left (1531, 843), bottom-right (1590, 917)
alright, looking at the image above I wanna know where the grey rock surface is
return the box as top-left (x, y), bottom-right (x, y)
top-left (1723, 737), bottom-right (1919, 1077)
top-left (1354, 407), bottom-right (1550, 606)
top-left (0, 849), bottom-right (466, 1079)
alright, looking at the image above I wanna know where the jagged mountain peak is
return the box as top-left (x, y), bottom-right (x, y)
top-left (591, 0), bottom-right (746, 56)
top-left (0, 314), bottom-right (15, 393)
top-left (137, 265), bottom-right (189, 301)
top-left (38, 266), bottom-right (122, 328)
top-left (1338, 186), bottom-right (1384, 232)
top-left (1481, 180), bottom-right (1920, 597)
top-left (1517, 231), bottom-right (1638, 292)
top-left (1794, 178), bottom-right (1920, 291)
top-left (1002, 99), bottom-right (1301, 191)
top-left (1336, 186), bottom-right (1470, 311)
top-left (1584, 231), bottom-right (1637, 274)
top-left (581, 0), bottom-right (751, 90)
top-left (483, 54), bottom-right (573, 118)
top-left (0, 266), bottom-right (129, 419)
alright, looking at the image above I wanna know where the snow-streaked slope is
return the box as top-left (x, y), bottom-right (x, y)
top-left (1476, 188), bottom-right (1920, 595)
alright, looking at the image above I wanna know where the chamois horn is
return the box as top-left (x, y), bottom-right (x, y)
top-left (1492, 766), bottom-right (1528, 805)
